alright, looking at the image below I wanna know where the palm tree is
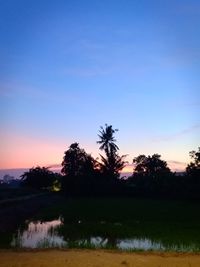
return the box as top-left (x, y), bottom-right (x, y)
top-left (97, 124), bottom-right (127, 179)
top-left (97, 124), bottom-right (119, 157)
top-left (99, 152), bottom-right (127, 179)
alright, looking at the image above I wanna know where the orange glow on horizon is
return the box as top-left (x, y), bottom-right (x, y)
top-left (121, 164), bottom-right (133, 174)
top-left (0, 133), bottom-right (66, 169)
top-left (0, 133), bottom-right (188, 173)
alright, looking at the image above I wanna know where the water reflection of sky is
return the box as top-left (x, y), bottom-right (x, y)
top-left (118, 238), bottom-right (164, 250)
top-left (11, 218), bottom-right (66, 248)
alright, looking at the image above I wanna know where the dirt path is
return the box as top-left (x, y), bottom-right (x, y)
top-left (0, 250), bottom-right (200, 267)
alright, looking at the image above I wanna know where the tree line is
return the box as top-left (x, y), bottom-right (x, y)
top-left (20, 124), bottom-right (200, 199)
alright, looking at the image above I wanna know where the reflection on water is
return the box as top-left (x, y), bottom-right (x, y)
top-left (118, 238), bottom-right (164, 250)
top-left (11, 218), bottom-right (199, 251)
top-left (11, 218), bottom-right (67, 248)
top-left (73, 237), bottom-right (165, 250)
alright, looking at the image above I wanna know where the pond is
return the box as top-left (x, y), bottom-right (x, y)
top-left (10, 217), bottom-right (200, 251)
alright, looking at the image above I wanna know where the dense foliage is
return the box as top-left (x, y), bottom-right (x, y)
top-left (20, 167), bottom-right (59, 190)
top-left (61, 143), bottom-right (100, 195)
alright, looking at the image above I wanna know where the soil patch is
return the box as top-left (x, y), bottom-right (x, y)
top-left (0, 249), bottom-right (200, 267)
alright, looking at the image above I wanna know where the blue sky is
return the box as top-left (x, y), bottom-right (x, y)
top-left (0, 0), bottom-right (199, 172)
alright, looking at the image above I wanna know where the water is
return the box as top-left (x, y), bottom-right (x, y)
top-left (11, 218), bottom-right (66, 248)
top-left (11, 218), bottom-right (162, 249)
top-left (10, 218), bottom-right (199, 251)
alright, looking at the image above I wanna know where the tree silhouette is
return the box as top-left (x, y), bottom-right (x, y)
top-left (61, 142), bottom-right (97, 177)
top-left (97, 124), bottom-right (119, 157)
top-left (97, 124), bottom-right (127, 179)
top-left (185, 147), bottom-right (200, 198)
top-left (99, 152), bottom-right (127, 180)
top-left (61, 143), bottom-right (99, 194)
top-left (186, 147), bottom-right (200, 178)
top-left (127, 154), bottom-right (173, 197)
top-left (133, 154), bottom-right (170, 177)
top-left (20, 166), bottom-right (56, 190)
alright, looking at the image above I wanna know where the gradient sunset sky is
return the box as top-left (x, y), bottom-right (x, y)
top-left (0, 0), bottom-right (199, 173)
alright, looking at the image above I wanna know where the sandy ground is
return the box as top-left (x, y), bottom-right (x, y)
top-left (0, 250), bottom-right (200, 267)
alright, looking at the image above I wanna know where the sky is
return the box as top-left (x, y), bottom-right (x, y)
top-left (0, 0), bottom-right (199, 176)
